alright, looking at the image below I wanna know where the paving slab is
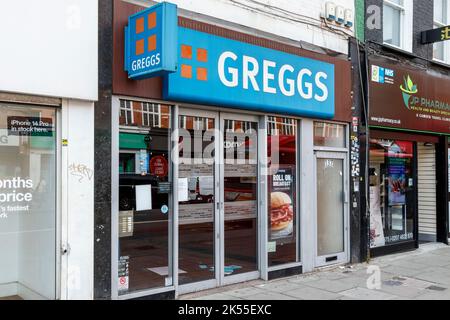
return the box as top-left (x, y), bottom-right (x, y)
top-left (225, 287), bottom-right (267, 298)
top-left (381, 265), bottom-right (423, 277)
top-left (339, 287), bottom-right (397, 300)
top-left (182, 244), bottom-right (450, 300)
top-left (388, 260), bottom-right (429, 270)
top-left (194, 293), bottom-right (243, 300)
top-left (302, 278), bottom-right (359, 293)
top-left (255, 280), bottom-right (307, 293)
top-left (283, 286), bottom-right (342, 300)
top-left (414, 272), bottom-right (450, 285)
top-left (378, 282), bottom-right (426, 299)
top-left (243, 292), bottom-right (293, 300)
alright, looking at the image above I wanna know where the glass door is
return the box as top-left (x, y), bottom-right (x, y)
top-left (177, 110), bottom-right (219, 291)
top-left (314, 152), bottom-right (348, 267)
top-left (177, 110), bottom-right (260, 292)
top-left (220, 113), bottom-right (259, 285)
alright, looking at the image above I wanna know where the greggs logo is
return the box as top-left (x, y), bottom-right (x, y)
top-left (125, 2), bottom-right (177, 79)
top-left (130, 11), bottom-right (161, 72)
top-left (180, 45), bottom-right (208, 81)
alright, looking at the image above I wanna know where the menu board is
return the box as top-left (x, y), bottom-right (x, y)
top-left (269, 167), bottom-right (295, 241)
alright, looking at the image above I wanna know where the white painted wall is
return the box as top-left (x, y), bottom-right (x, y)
top-left (141, 0), bottom-right (355, 54)
top-left (0, 0), bottom-right (98, 101)
top-left (61, 99), bottom-right (95, 300)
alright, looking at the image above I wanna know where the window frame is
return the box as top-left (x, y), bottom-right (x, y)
top-left (433, 0), bottom-right (450, 64)
top-left (120, 100), bottom-right (133, 125)
top-left (383, 0), bottom-right (413, 52)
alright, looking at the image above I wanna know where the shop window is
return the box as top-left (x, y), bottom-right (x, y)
top-left (433, 0), bottom-right (449, 63)
top-left (117, 99), bottom-right (172, 295)
top-left (0, 104), bottom-right (56, 300)
top-left (267, 117), bottom-right (298, 267)
top-left (313, 122), bottom-right (346, 148)
top-left (369, 139), bottom-right (415, 248)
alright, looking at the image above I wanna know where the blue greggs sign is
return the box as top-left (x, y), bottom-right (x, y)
top-left (124, 2), bottom-right (178, 79)
top-left (164, 28), bottom-right (335, 118)
top-left (125, 3), bottom-right (335, 118)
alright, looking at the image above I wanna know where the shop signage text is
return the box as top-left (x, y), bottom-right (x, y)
top-left (124, 2), bottom-right (178, 79)
top-left (0, 177), bottom-right (34, 219)
top-left (164, 27), bottom-right (335, 118)
top-left (421, 25), bottom-right (450, 44)
top-left (7, 116), bottom-right (54, 136)
top-left (369, 57), bottom-right (450, 134)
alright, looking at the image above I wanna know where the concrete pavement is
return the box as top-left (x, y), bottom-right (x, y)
top-left (180, 243), bottom-right (450, 300)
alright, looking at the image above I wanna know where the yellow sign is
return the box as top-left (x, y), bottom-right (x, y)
top-left (442, 26), bottom-right (450, 41)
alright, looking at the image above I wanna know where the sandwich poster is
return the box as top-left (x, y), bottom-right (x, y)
top-left (269, 167), bottom-right (295, 240)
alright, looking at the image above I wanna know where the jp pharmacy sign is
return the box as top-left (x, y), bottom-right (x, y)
top-left (369, 56), bottom-right (450, 134)
top-left (124, 2), bottom-right (178, 79)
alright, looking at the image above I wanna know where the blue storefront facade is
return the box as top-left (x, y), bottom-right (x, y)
top-left (94, 0), bottom-right (355, 300)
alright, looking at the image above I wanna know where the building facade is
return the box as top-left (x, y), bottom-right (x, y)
top-left (0, 1), bottom-right (98, 299)
top-left (358, 0), bottom-right (450, 257)
top-left (95, 0), bottom-right (357, 299)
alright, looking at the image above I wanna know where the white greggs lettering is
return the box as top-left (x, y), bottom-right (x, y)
top-left (218, 51), bottom-right (328, 102)
top-left (131, 53), bottom-right (161, 72)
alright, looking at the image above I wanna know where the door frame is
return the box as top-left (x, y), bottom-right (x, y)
top-left (313, 151), bottom-right (350, 267)
top-left (176, 109), bottom-right (261, 293)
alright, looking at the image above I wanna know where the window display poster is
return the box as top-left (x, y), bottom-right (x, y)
top-left (369, 186), bottom-right (385, 248)
top-left (139, 149), bottom-right (149, 175)
top-left (178, 178), bottom-right (189, 202)
top-left (135, 184), bottom-right (152, 211)
top-left (269, 167), bottom-right (294, 241)
top-left (199, 176), bottom-right (214, 196)
top-left (387, 157), bottom-right (406, 205)
top-left (150, 155), bottom-right (168, 177)
top-left (118, 256), bottom-right (129, 292)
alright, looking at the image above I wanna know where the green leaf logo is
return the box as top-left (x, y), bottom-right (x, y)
top-left (407, 75), bottom-right (413, 91)
top-left (400, 75), bottom-right (418, 95)
top-left (400, 74), bottom-right (418, 109)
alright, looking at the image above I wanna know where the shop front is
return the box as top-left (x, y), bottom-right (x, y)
top-left (0, 103), bottom-right (57, 299)
top-left (109, 0), bottom-right (352, 299)
top-left (368, 56), bottom-right (450, 257)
